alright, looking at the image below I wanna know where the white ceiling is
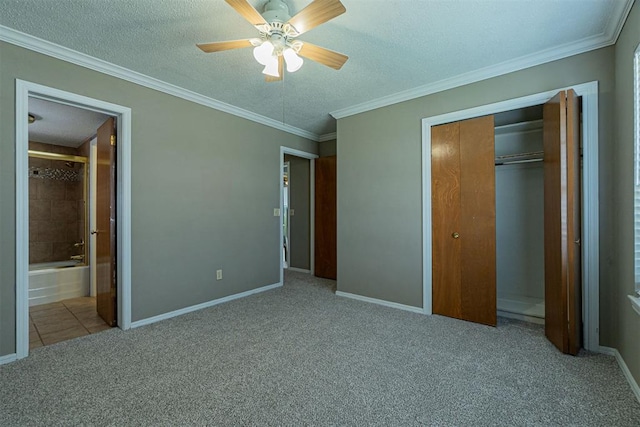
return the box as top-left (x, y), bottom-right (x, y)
top-left (28, 98), bottom-right (110, 147)
top-left (0, 0), bottom-right (634, 139)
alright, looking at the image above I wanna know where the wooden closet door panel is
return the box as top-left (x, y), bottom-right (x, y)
top-left (431, 122), bottom-right (462, 318)
top-left (543, 92), bottom-right (566, 352)
top-left (459, 115), bottom-right (496, 326)
top-left (544, 90), bottom-right (582, 355)
top-left (314, 156), bottom-right (337, 279)
top-left (566, 89), bottom-right (582, 355)
top-left (96, 117), bottom-right (117, 326)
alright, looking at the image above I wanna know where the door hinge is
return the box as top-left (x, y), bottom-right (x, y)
top-left (110, 135), bottom-right (116, 146)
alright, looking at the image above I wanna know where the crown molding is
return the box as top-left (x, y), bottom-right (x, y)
top-left (331, 0), bottom-right (634, 120)
top-left (0, 25), bottom-right (320, 142)
top-left (318, 132), bottom-right (336, 142)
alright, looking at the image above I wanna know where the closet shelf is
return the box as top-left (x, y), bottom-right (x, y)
top-left (495, 151), bottom-right (543, 166)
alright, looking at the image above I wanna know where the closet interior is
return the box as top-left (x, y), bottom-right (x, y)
top-left (494, 105), bottom-right (545, 325)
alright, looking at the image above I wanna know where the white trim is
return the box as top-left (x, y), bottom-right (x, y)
top-left (331, 0), bottom-right (632, 120)
top-left (634, 43), bottom-right (640, 295)
top-left (421, 81), bottom-right (600, 351)
top-left (286, 267), bottom-right (311, 274)
top-left (599, 346), bottom-right (640, 404)
top-left (280, 147), bottom-right (318, 285)
top-left (497, 311), bottom-right (545, 325)
top-left (0, 353), bottom-right (17, 365)
top-left (318, 132), bottom-right (337, 142)
top-left (0, 26), bottom-right (318, 142)
top-left (336, 291), bottom-right (423, 314)
top-left (130, 282), bottom-right (282, 328)
top-left (15, 80), bottom-right (132, 360)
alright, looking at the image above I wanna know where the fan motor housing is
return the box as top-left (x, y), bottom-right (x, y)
top-left (262, 0), bottom-right (291, 23)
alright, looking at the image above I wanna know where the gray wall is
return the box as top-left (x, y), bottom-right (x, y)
top-left (337, 47), bottom-right (616, 343)
top-left (284, 155), bottom-right (311, 270)
top-left (0, 42), bottom-right (318, 356)
top-left (319, 139), bottom-right (337, 157)
top-left (613, 0), bottom-right (640, 386)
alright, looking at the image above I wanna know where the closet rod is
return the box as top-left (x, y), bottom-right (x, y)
top-left (495, 158), bottom-right (543, 166)
top-left (495, 150), bottom-right (543, 166)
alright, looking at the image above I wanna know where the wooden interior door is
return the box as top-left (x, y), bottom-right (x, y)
top-left (432, 115), bottom-right (496, 326)
top-left (95, 117), bottom-right (117, 326)
top-left (543, 89), bottom-right (582, 354)
top-left (314, 156), bottom-right (337, 279)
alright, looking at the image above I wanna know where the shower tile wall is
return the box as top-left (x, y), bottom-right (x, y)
top-left (29, 141), bottom-right (86, 264)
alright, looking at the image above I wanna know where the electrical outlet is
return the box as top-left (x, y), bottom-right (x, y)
top-left (290, 209), bottom-right (295, 216)
top-left (216, 269), bottom-right (222, 280)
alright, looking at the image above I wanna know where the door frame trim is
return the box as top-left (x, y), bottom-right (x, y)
top-left (421, 81), bottom-right (600, 351)
top-left (279, 147), bottom-right (318, 285)
top-left (15, 80), bottom-right (132, 359)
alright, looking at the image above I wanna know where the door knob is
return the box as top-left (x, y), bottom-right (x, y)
top-left (90, 229), bottom-right (100, 235)
top-left (452, 232), bottom-right (460, 239)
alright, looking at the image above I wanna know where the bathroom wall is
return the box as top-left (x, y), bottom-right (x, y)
top-left (28, 141), bottom-right (85, 265)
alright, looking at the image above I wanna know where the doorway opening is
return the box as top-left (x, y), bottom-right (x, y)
top-left (422, 81), bottom-right (600, 352)
top-left (279, 147), bottom-right (318, 284)
top-left (27, 98), bottom-right (117, 349)
top-left (15, 80), bottom-right (132, 359)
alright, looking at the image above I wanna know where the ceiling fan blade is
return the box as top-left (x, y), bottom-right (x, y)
top-left (225, 0), bottom-right (269, 27)
top-left (197, 39), bottom-right (254, 53)
top-left (287, 0), bottom-right (346, 35)
top-left (298, 42), bottom-right (348, 70)
top-left (265, 56), bottom-right (284, 82)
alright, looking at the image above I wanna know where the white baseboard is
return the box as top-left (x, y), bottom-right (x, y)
top-left (336, 291), bottom-right (423, 314)
top-left (131, 282), bottom-right (282, 328)
top-left (497, 310), bottom-right (545, 325)
top-left (286, 267), bottom-right (311, 274)
top-left (0, 353), bottom-right (18, 365)
top-left (497, 295), bottom-right (545, 319)
top-left (599, 346), bottom-right (640, 404)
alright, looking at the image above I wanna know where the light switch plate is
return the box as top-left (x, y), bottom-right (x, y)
top-left (290, 209), bottom-right (295, 216)
top-left (274, 208), bottom-right (281, 216)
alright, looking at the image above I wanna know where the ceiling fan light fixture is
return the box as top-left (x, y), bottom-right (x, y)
top-left (262, 56), bottom-right (280, 77)
top-left (253, 41), bottom-right (275, 66)
top-left (283, 48), bottom-right (303, 73)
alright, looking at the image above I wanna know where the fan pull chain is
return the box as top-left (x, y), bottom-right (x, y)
top-left (281, 73), bottom-right (286, 126)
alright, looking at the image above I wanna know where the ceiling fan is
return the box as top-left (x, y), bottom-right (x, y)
top-left (197, 0), bottom-right (349, 82)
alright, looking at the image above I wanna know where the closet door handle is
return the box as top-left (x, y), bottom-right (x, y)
top-left (452, 232), bottom-right (460, 239)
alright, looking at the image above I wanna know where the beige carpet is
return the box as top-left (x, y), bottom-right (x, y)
top-left (1, 270), bottom-right (639, 426)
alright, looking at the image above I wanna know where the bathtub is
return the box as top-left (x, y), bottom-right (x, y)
top-left (29, 261), bottom-right (90, 306)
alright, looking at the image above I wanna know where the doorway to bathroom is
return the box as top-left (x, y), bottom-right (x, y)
top-left (27, 98), bottom-right (116, 349)
top-left (15, 80), bottom-right (132, 359)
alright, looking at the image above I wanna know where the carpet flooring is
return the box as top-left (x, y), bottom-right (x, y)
top-left (1, 271), bottom-right (639, 426)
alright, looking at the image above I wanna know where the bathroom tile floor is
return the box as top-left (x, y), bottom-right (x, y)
top-left (29, 297), bottom-right (112, 350)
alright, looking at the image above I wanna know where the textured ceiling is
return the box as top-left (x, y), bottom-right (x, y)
top-left (28, 98), bottom-right (110, 147)
top-left (0, 0), bottom-right (633, 138)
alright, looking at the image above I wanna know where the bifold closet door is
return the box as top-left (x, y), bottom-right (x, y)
top-left (432, 115), bottom-right (496, 326)
top-left (543, 89), bottom-right (582, 355)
